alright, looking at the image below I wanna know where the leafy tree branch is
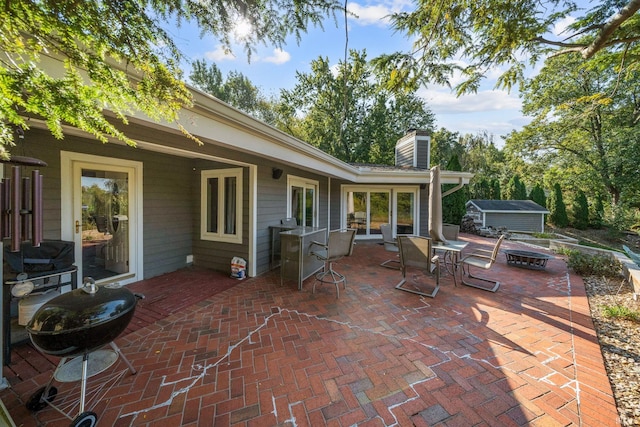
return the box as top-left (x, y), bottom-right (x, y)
top-left (0, 0), bottom-right (342, 158)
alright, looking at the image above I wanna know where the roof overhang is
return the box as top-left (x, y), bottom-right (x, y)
top-left (466, 200), bottom-right (550, 214)
top-left (25, 53), bottom-right (474, 185)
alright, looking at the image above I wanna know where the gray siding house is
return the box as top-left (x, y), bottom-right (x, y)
top-left (466, 200), bottom-right (549, 233)
top-left (1, 57), bottom-right (472, 289)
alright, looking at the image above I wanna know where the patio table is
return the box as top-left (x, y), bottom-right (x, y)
top-left (432, 240), bottom-right (469, 279)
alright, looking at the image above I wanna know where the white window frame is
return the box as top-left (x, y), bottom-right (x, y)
top-left (200, 168), bottom-right (243, 243)
top-left (342, 185), bottom-right (420, 238)
top-left (287, 176), bottom-right (319, 227)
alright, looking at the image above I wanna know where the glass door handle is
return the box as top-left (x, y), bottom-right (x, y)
top-left (75, 220), bottom-right (80, 233)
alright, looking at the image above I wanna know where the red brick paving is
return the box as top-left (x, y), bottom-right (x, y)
top-left (0, 234), bottom-right (621, 426)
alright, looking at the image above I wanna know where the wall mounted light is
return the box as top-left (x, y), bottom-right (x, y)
top-left (272, 168), bottom-right (284, 180)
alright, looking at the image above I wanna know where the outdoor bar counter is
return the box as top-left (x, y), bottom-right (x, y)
top-left (280, 227), bottom-right (326, 290)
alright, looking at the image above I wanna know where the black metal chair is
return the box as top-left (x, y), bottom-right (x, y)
top-left (395, 235), bottom-right (440, 298)
top-left (379, 223), bottom-right (400, 269)
top-left (458, 234), bottom-right (505, 292)
top-left (310, 228), bottom-right (356, 298)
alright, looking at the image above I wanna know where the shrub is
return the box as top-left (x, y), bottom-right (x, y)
top-left (571, 190), bottom-right (589, 230)
top-left (549, 183), bottom-right (569, 227)
top-left (532, 232), bottom-right (555, 238)
top-left (602, 305), bottom-right (640, 323)
top-left (566, 251), bottom-right (622, 277)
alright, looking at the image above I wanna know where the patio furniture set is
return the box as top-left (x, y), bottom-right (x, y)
top-left (278, 219), bottom-right (552, 300)
top-left (379, 228), bottom-right (552, 298)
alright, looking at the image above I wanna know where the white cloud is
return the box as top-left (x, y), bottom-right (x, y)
top-left (346, 1), bottom-right (412, 26)
top-left (438, 116), bottom-right (525, 142)
top-left (418, 86), bottom-right (527, 139)
top-left (419, 87), bottom-right (521, 114)
top-left (553, 16), bottom-right (577, 38)
top-left (347, 3), bottom-right (392, 26)
top-left (262, 48), bottom-right (291, 65)
top-left (204, 45), bottom-right (236, 62)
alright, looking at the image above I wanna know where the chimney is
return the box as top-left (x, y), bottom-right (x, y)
top-left (394, 129), bottom-right (431, 169)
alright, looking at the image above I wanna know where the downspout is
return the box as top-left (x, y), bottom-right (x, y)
top-left (441, 177), bottom-right (465, 198)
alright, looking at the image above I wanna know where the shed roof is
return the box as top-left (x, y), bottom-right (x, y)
top-left (467, 199), bottom-right (549, 214)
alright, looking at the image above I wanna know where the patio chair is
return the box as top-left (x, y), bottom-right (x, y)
top-left (458, 234), bottom-right (505, 292)
top-left (309, 228), bottom-right (356, 298)
top-left (353, 211), bottom-right (366, 230)
top-left (379, 223), bottom-right (400, 269)
top-left (395, 235), bottom-right (440, 298)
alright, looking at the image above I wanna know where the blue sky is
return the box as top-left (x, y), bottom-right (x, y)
top-left (165, 1), bottom-right (583, 142)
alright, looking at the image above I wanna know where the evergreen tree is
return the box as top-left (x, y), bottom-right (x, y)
top-left (490, 179), bottom-right (501, 200)
top-left (471, 178), bottom-right (491, 199)
top-left (504, 175), bottom-right (521, 200)
top-left (571, 190), bottom-right (589, 230)
top-left (519, 180), bottom-right (527, 200)
top-left (529, 183), bottom-right (546, 207)
top-left (505, 175), bottom-right (527, 200)
top-left (442, 154), bottom-right (468, 225)
top-left (591, 194), bottom-right (605, 229)
top-left (549, 183), bottom-right (569, 228)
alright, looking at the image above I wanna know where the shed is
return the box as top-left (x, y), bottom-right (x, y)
top-left (465, 200), bottom-right (549, 233)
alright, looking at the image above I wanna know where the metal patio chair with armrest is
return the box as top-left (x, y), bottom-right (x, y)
top-left (309, 228), bottom-right (356, 298)
top-left (395, 235), bottom-right (440, 298)
top-left (379, 223), bottom-right (400, 269)
top-left (458, 234), bottom-right (505, 292)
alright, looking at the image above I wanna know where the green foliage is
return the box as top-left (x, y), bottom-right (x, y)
top-left (549, 183), bottom-right (569, 227)
top-left (504, 175), bottom-right (527, 200)
top-left (566, 251), bottom-right (622, 277)
top-left (607, 203), bottom-right (637, 232)
top-left (572, 190), bottom-right (590, 230)
top-left (602, 305), bottom-right (640, 323)
top-left (189, 60), bottom-right (275, 123)
top-left (529, 183), bottom-right (546, 208)
top-left (372, 1), bottom-right (639, 96)
top-left (532, 232), bottom-right (555, 239)
top-left (506, 51), bottom-right (640, 208)
top-left (471, 178), bottom-right (491, 199)
top-left (442, 154), bottom-right (467, 225)
top-left (0, 0), bottom-right (341, 157)
top-left (448, 131), bottom-right (505, 201)
top-left (490, 179), bottom-right (501, 200)
top-left (591, 195), bottom-right (605, 229)
top-left (276, 50), bottom-right (435, 164)
top-left (431, 128), bottom-right (463, 168)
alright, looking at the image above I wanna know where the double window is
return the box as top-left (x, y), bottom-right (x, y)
top-left (201, 168), bottom-right (242, 243)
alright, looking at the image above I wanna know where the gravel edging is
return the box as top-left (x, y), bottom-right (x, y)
top-left (583, 276), bottom-right (640, 426)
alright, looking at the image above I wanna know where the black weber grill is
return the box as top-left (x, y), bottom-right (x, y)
top-left (24, 279), bottom-right (140, 427)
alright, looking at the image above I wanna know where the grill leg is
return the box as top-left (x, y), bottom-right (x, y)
top-left (110, 341), bottom-right (137, 374)
top-left (79, 353), bottom-right (89, 415)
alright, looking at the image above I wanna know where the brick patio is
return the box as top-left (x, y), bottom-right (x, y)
top-left (0, 234), bottom-right (620, 426)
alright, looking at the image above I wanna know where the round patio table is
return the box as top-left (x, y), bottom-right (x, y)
top-left (504, 249), bottom-right (552, 270)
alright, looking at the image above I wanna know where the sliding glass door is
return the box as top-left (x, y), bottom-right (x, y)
top-left (344, 187), bottom-right (418, 238)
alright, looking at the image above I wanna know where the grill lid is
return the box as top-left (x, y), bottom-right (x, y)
top-left (27, 283), bottom-right (137, 336)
